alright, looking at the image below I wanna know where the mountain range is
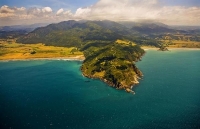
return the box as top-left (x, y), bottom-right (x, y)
top-left (15, 20), bottom-right (200, 47)
top-left (0, 23), bottom-right (49, 32)
top-left (0, 20), bottom-right (198, 47)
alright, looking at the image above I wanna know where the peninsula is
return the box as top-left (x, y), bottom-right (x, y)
top-left (81, 43), bottom-right (145, 94)
top-left (1, 20), bottom-right (200, 93)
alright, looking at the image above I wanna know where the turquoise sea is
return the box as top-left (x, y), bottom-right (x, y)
top-left (0, 50), bottom-right (200, 129)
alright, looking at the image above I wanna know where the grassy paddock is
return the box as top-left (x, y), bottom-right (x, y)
top-left (115, 39), bottom-right (136, 46)
top-left (0, 39), bottom-right (83, 60)
top-left (161, 40), bottom-right (200, 48)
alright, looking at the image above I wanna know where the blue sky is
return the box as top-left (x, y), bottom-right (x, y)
top-left (0, 0), bottom-right (200, 9)
top-left (161, 0), bottom-right (200, 7)
top-left (1, 0), bottom-right (200, 10)
top-left (0, 0), bottom-right (200, 26)
top-left (0, 0), bottom-right (99, 12)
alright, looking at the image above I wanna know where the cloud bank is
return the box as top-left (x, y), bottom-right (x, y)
top-left (1, 0), bottom-right (200, 26)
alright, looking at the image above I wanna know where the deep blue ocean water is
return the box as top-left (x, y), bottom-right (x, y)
top-left (0, 50), bottom-right (200, 129)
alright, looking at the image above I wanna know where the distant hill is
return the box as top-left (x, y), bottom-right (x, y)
top-left (16, 20), bottom-right (200, 47)
top-left (0, 23), bottom-right (51, 38)
top-left (16, 20), bottom-right (126, 47)
top-left (0, 30), bottom-right (27, 39)
top-left (0, 23), bottom-right (49, 32)
top-left (16, 20), bottom-right (175, 47)
top-left (169, 25), bottom-right (200, 30)
top-left (130, 23), bottom-right (176, 34)
top-left (119, 21), bottom-right (169, 28)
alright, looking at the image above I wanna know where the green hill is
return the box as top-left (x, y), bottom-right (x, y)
top-left (16, 20), bottom-right (126, 47)
top-left (17, 20), bottom-right (174, 47)
top-left (81, 43), bottom-right (145, 93)
top-left (17, 20), bottom-right (199, 48)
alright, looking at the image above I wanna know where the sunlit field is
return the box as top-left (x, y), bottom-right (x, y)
top-left (0, 39), bottom-right (83, 60)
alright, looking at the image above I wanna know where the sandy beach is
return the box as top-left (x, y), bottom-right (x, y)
top-left (142, 47), bottom-right (200, 51)
top-left (0, 55), bottom-right (85, 62)
top-left (1, 47), bottom-right (200, 62)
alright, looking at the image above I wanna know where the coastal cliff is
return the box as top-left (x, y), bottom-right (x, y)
top-left (81, 43), bottom-right (145, 94)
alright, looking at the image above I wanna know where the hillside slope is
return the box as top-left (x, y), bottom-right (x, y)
top-left (16, 20), bottom-right (125, 47)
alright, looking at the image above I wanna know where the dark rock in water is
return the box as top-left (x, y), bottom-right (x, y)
top-left (158, 47), bottom-right (169, 51)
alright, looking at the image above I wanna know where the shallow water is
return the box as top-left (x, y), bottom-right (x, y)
top-left (0, 50), bottom-right (200, 129)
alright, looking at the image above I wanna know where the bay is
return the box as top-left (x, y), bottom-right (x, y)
top-left (0, 50), bottom-right (200, 129)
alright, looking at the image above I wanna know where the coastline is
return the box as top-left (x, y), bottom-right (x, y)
top-left (1, 47), bottom-right (199, 61)
top-left (142, 47), bottom-right (200, 51)
top-left (0, 55), bottom-right (85, 62)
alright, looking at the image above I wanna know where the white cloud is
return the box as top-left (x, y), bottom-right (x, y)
top-left (63, 10), bottom-right (72, 15)
top-left (0, 5), bottom-right (15, 13)
top-left (0, 6), bottom-right (55, 25)
top-left (27, 7), bottom-right (41, 16)
top-left (72, 0), bottom-right (200, 25)
top-left (152, 6), bottom-right (200, 25)
top-left (42, 7), bottom-right (52, 13)
top-left (73, 0), bottom-right (161, 21)
top-left (15, 7), bottom-right (26, 11)
top-left (0, 0), bottom-right (200, 26)
top-left (75, 7), bottom-right (91, 19)
top-left (56, 8), bottom-right (64, 15)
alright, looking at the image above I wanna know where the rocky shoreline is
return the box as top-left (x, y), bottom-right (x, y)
top-left (81, 65), bottom-right (143, 94)
top-left (158, 47), bottom-right (169, 51)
